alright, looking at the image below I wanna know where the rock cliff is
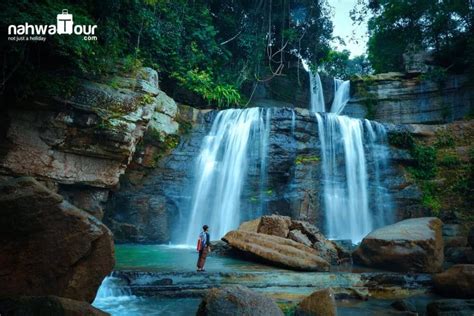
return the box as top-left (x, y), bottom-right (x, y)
top-left (104, 107), bottom-right (424, 243)
top-left (0, 67), bottom-right (181, 306)
top-left (0, 67), bottom-right (181, 219)
top-left (343, 73), bottom-right (473, 124)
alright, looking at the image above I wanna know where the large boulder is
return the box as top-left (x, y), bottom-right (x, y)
top-left (238, 218), bottom-right (261, 233)
top-left (0, 296), bottom-right (109, 316)
top-left (426, 299), bottom-right (474, 316)
top-left (0, 177), bottom-right (114, 302)
top-left (237, 216), bottom-right (348, 265)
top-left (290, 221), bottom-right (346, 265)
top-left (433, 264), bottom-right (474, 298)
top-left (353, 217), bottom-right (444, 273)
top-left (257, 215), bottom-right (292, 238)
top-left (196, 285), bottom-right (283, 316)
top-left (288, 229), bottom-right (312, 247)
top-left (295, 288), bottom-right (337, 316)
top-left (222, 230), bottom-right (330, 271)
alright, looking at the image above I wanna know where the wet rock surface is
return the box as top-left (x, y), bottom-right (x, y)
top-left (222, 230), bottom-right (330, 271)
top-left (0, 177), bottom-right (114, 302)
top-left (0, 296), bottom-right (109, 316)
top-left (426, 299), bottom-right (474, 316)
top-left (110, 269), bottom-right (433, 301)
top-left (196, 285), bottom-right (283, 316)
top-left (433, 264), bottom-right (474, 298)
top-left (353, 217), bottom-right (444, 273)
top-left (226, 215), bottom-right (349, 268)
top-left (295, 288), bottom-right (337, 316)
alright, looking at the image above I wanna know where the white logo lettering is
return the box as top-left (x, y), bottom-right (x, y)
top-left (7, 9), bottom-right (97, 42)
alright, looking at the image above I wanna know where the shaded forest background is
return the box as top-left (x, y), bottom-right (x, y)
top-left (1, 0), bottom-right (473, 108)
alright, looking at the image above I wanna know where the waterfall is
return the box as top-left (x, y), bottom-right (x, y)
top-left (364, 120), bottom-right (394, 229)
top-left (185, 108), bottom-right (271, 244)
top-left (316, 114), bottom-right (370, 242)
top-left (258, 109), bottom-right (272, 216)
top-left (305, 70), bottom-right (392, 242)
top-left (330, 79), bottom-right (351, 114)
top-left (315, 113), bottom-right (392, 243)
top-left (94, 276), bottom-right (132, 299)
top-left (309, 71), bottom-right (326, 112)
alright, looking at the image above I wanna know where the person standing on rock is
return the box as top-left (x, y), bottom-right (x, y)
top-left (197, 225), bottom-right (211, 272)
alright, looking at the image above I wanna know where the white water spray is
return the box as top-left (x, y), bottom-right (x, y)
top-left (309, 71), bottom-right (326, 112)
top-left (185, 108), bottom-right (271, 244)
top-left (330, 79), bottom-right (351, 114)
top-left (307, 69), bottom-right (392, 242)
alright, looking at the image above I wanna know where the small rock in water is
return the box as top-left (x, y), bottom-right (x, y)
top-left (196, 285), bottom-right (283, 316)
top-left (295, 288), bottom-right (337, 316)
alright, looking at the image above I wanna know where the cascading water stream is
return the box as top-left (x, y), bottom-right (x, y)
top-left (93, 276), bottom-right (136, 314)
top-left (316, 114), bottom-right (370, 242)
top-left (330, 79), bottom-right (351, 114)
top-left (184, 108), bottom-right (271, 245)
top-left (307, 68), bottom-right (393, 243)
top-left (308, 71), bottom-right (326, 113)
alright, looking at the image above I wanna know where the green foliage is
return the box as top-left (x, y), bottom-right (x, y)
top-left (354, 78), bottom-right (378, 119)
top-left (421, 182), bottom-right (442, 216)
top-left (278, 302), bottom-right (297, 316)
top-left (354, 0), bottom-right (474, 74)
top-left (452, 147), bottom-right (474, 204)
top-left (434, 130), bottom-right (455, 149)
top-left (295, 155), bottom-right (320, 165)
top-left (140, 94), bottom-right (155, 105)
top-left (421, 66), bottom-right (448, 88)
top-left (321, 50), bottom-right (373, 78)
top-left (409, 144), bottom-right (438, 180)
top-left (173, 69), bottom-right (241, 107)
top-left (176, 118), bottom-right (193, 135)
top-left (438, 152), bottom-right (460, 167)
top-left (1, 0), bottom-right (334, 109)
top-left (388, 131), bottom-right (414, 149)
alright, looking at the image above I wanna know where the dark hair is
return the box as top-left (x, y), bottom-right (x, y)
top-left (203, 225), bottom-right (209, 231)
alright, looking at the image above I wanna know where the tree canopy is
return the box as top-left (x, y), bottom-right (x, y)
top-left (352, 0), bottom-right (474, 74)
top-left (0, 0), bottom-right (334, 107)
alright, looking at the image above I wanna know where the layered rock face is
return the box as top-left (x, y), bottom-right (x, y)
top-left (353, 217), bottom-right (444, 273)
top-left (343, 73), bottom-right (473, 124)
top-left (0, 67), bottom-right (176, 221)
top-left (0, 177), bottom-right (114, 303)
top-left (197, 285), bottom-right (284, 316)
top-left (104, 107), bottom-right (421, 243)
top-left (0, 68), bottom-right (170, 310)
top-left (0, 68), bottom-right (160, 189)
